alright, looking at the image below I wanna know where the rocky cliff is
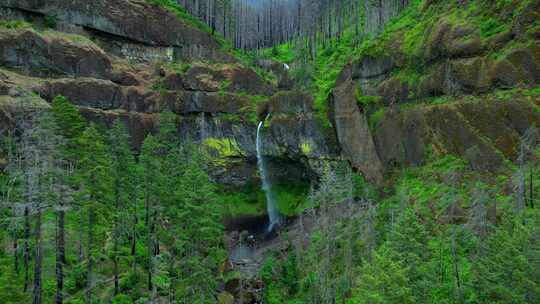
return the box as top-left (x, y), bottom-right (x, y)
top-left (2, 0), bottom-right (540, 190)
top-left (0, 0), bottom-right (340, 189)
top-left (329, 0), bottom-right (540, 178)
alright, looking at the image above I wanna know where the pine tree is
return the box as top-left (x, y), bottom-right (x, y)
top-left (348, 244), bottom-right (414, 304)
top-left (108, 120), bottom-right (137, 296)
top-left (139, 134), bottom-right (162, 300)
top-left (78, 125), bottom-right (112, 304)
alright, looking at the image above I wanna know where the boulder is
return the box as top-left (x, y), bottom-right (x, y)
top-left (0, 28), bottom-right (111, 78)
top-left (329, 79), bottom-right (383, 184)
top-left (490, 58), bottom-right (526, 88)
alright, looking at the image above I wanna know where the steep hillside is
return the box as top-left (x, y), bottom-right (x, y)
top-left (0, 1), bottom-right (539, 304)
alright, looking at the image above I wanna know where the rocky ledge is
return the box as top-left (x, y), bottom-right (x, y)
top-left (0, 0), bottom-right (341, 189)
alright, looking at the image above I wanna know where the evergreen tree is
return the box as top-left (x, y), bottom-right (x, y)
top-left (108, 120), bottom-right (137, 297)
top-left (78, 125), bottom-right (112, 304)
top-left (347, 245), bottom-right (414, 304)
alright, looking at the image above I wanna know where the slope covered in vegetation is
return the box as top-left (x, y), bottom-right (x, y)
top-left (0, 0), bottom-right (539, 303)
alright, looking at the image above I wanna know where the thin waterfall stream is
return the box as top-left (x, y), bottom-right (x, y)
top-left (256, 117), bottom-right (281, 232)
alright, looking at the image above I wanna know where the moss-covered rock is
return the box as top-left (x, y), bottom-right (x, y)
top-left (373, 91), bottom-right (540, 172)
top-left (0, 28), bottom-right (112, 78)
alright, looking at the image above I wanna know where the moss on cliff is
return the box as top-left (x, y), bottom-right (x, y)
top-left (204, 137), bottom-right (245, 159)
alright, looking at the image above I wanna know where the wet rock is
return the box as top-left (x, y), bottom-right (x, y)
top-left (181, 65), bottom-right (273, 96)
top-left (109, 69), bottom-right (139, 86)
top-left (425, 20), bottom-right (485, 62)
top-left (486, 30), bottom-right (514, 51)
top-left (162, 72), bottom-right (186, 91)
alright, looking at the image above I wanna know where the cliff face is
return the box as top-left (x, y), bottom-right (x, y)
top-left (0, 0), bottom-right (340, 188)
top-left (2, 0), bottom-right (539, 189)
top-left (329, 0), bottom-right (540, 177)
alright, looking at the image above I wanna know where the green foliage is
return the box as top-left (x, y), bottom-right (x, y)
top-left (43, 14), bottom-right (58, 29)
top-left (219, 185), bottom-right (266, 217)
top-left (262, 43), bottom-right (296, 64)
top-left (0, 106), bottom-right (227, 302)
top-left (274, 182), bottom-right (310, 216)
top-left (51, 95), bottom-right (85, 139)
top-left (0, 20), bottom-right (31, 29)
top-left (369, 108), bottom-right (385, 130)
top-left (348, 245), bottom-right (414, 304)
top-left (147, 0), bottom-right (224, 43)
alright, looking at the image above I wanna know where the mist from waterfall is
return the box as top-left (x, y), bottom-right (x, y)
top-left (256, 118), bottom-right (281, 232)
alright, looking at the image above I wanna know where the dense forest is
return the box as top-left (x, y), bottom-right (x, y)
top-left (1, 0), bottom-right (540, 303)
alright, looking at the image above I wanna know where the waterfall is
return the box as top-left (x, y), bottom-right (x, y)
top-left (256, 118), bottom-right (281, 232)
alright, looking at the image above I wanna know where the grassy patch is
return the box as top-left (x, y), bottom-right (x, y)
top-left (262, 43), bottom-right (296, 64)
top-left (147, 0), bottom-right (225, 44)
top-left (0, 20), bottom-right (32, 29)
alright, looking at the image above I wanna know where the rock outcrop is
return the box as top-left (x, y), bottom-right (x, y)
top-left (373, 94), bottom-right (540, 172)
top-left (329, 75), bottom-right (383, 184)
top-left (1, 0), bottom-right (219, 49)
top-left (0, 28), bottom-right (112, 78)
top-left (0, 0), bottom-right (340, 188)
